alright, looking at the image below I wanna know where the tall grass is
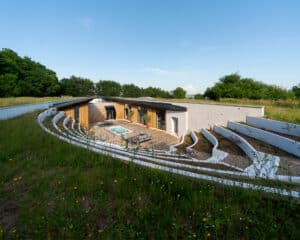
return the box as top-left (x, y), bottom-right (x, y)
top-left (0, 113), bottom-right (299, 239)
top-left (0, 96), bottom-right (72, 107)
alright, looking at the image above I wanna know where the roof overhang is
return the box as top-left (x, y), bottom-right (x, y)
top-left (101, 96), bottom-right (187, 112)
top-left (54, 96), bottom-right (97, 110)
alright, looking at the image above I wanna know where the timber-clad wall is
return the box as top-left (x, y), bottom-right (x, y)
top-left (131, 106), bottom-right (138, 123)
top-left (147, 108), bottom-right (157, 128)
top-left (122, 104), bottom-right (158, 128)
top-left (64, 108), bottom-right (74, 119)
top-left (116, 103), bottom-right (125, 119)
top-left (79, 104), bottom-right (89, 129)
top-left (63, 103), bottom-right (89, 129)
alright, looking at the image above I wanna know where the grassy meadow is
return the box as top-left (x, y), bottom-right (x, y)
top-left (1, 97), bottom-right (299, 124)
top-left (0, 97), bottom-right (72, 108)
top-left (166, 98), bottom-right (300, 124)
top-left (0, 112), bottom-right (300, 239)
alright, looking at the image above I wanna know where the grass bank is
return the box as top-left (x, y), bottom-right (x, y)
top-left (0, 97), bottom-right (72, 107)
top-left (0, 113), bottom-right (299, 239)
top-left (165, 98), bottom-right (300, 124)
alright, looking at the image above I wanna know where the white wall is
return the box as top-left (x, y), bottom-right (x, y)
top-left (165, 110), bottom-right (188, 137)
top-left (167, 102), bottom-right (264, 131)
top-left (89, 102), bottom-right (117, 123)
top-left (246, 116), bottom-right (300, 137)
top-left (228, 121), bottom-right (300, 158)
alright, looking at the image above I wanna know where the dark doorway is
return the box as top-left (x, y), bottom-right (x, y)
top-left (138, 107), bottom-right (147, 125)
top-left (172, 117), bottom-right (178, 135)
top-left (105, 106), bottom-right (116, 120)
top-left (156, 110), bottom-right (165, 130)
top-left (124, 105), bottom-right (131, 120)
top-left (74, 105), bottom-right (80, 122)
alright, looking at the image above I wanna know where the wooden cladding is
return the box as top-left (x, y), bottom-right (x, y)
top-left (147, 108), bottom-right (157, 128)
top-left (62, 102), bottom-right (164, 131)
top-left (116, 103), bottom-right (161, 128)
top-left (63, 103), bottom-right (89, 129)
top-left (64, 108), bottom-right (74, 119)
top-left (79, 104), bottom-right (89, 129)
top-left (116, 103), bottom-right (125, 119)
top-left (130, 106), bottom-right (138, 123)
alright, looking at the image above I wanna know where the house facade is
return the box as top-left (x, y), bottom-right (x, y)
top-left (55, 96), bottom-right (264, 137)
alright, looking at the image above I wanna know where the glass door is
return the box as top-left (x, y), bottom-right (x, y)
top-left (105, 106), bottom-right (116, 120)
top-left (156, 111), bottom-right (165, 130)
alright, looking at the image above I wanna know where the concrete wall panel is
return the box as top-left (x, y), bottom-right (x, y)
top-left (228, 121), bottom-right (300, 158)
top-left (167, 102), bottom-right (264, 131)
top-left (246, 116), bottom-right (300, 137)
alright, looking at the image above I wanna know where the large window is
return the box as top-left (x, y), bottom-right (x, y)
top-left (156, 110), bottom-right (165, 130)
top-left (124, 105), bottom-right (131, 120)
top-left (105, 106), bottom-right (116, 120)
top-left (74, 105), bottom-right (79, 122)
top-left (138, 107), bottom-right (147, 125)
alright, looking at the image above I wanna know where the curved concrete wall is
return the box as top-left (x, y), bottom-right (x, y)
top-left (213, 125), bottom-right (257, 161)
top-left (246, 116), bottom-right (300, 137)
top-left (37, 109), bottom-right (300, 197)
top-left (89, 102), bottom-right (117, 123)
top-left (201, 129), bottom-right (229, 162)
top-left (186, 131), bottom-right (198, 152)
top-left (228, 121), bottom-right (300, 158)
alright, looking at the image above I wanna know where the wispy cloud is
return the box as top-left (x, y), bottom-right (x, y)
top-left (145, 67), bottom-right (184, 75)
top-left (79, 17), bottom-right (94, 29)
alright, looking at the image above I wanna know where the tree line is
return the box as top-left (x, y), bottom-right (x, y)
top-left (0, 48), bottom-right (299, 100)
top-left (0, 48), bottom-right (186, 98)
top-left (203, 73), bottom-right (299, 100)
top-left (60, 77), bottom-right (186, 98)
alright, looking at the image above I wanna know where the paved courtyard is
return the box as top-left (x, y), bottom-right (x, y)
top-left (88, 120), bottom-right (179, 150)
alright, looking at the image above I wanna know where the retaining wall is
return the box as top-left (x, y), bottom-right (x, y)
top-left (246, 116), bottom-right (300, 137)
top-left (228, 121), bottom-right (300, 158)
top-left (213, 125), bottom-right (258, 161)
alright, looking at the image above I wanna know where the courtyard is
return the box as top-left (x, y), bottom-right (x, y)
top-left (88, 120), bottom-right (179, 150)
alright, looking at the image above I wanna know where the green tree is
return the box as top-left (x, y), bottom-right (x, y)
top-left (96, 80), bottom-right (121, 96)
top-left (122, 84), bottom-right (142, 97)
top-left (60, 76), bottom-right (95, 96)
top-left (203, 87), bottom-right (221, 100)
top-left (0, 48), bottom-right (60, 97)
top-left (172, 87), bottom-right (186, 99)
top-left (0, 73), bottom-right (20, 97)
top-left (194, 93), bottom-right (203, 99)
top-left (204, 73), bottom-right (294, 100)
top-left (292, 84), bottom-right (300, 99)
top-left (142, 87), bottom-right (171, 98)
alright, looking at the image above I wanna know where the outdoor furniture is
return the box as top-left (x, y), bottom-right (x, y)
top-left (129, 132), bottom-right (152, 144)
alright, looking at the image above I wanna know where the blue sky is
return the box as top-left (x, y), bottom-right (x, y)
top-left (1, 0), bottom-right (299, 94)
